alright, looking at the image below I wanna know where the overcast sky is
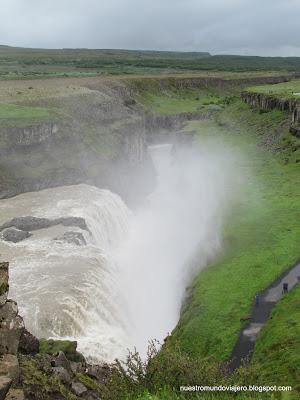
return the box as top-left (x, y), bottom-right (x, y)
top-left (0, 0), bottom-right (299, 56)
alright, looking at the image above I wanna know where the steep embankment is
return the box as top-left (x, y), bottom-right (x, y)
top-left (166, 101), bottom-right (300, 391)
top-left (130, 81), bottom-right (300, 398)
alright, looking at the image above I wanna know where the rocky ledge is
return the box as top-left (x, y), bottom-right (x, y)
top-left (241, 91), bottom-right (300, 137)
top-left (291, 106), bottom-right (300, 137)
top-left (0, 217), bottom-right (90, 244)
top-left (0, 262), bottom-right (112, 400)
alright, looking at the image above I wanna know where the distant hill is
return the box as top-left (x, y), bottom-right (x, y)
top-left (0, 45), bottom-right (300, 78)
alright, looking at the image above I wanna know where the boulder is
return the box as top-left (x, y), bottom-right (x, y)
top-left (0, 263), bottom-right (9, 306)
top-left (71, 381), bottom-right (88, 396)
top-left (0, 354), bottom-right (19, 385)
top-left (69, 361), bottom-right (85, 375)
top-left (56, 217), bottom-right (89, 232)
top-left (0, 376), bottom-right (12, 400)
top-left (53, 352), bottom-right (71, 373)
top-left (52, 366), bottom-right (71, 385)
top-left (0, 228), bottom-right (31, 243)
top-left (86, 364), bottom-right (110, 384)
top-left (0, 301), bottom-right (24, 355)
top-left (54, 231), bottom-right (86, 246)
top-left (39, 339), bottom-right (85, 363)
top-left (18, 329), bottom-right (39, 355)
top-left (0, 217), bottom-right (54, 232)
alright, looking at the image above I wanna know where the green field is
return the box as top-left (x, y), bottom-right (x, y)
top-left (248, 79), bottom-right (300, 99)
top-left (140, 92), bottom-right (222, 115)
top-left (0, 103), bottom-right (54, 127)
top-left (1, 45), bottom-right (300, 79)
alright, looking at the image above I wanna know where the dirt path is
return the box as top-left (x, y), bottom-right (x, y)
top-left (228, 260), bottom-right (300, 371)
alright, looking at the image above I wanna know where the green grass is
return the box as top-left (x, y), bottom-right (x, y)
top-left (0, 45), bottom-right (300, 79)
top-left (0, 103), bottom-right (54, 127)
top-left (247, 79), bottom-right (300, 99)
top-left (126, 388), bottom-right (296, 400)
top-left (39, 338), bottom-right (84, 362)
top-left (170, 103), bottom-right (300, 359)
top-left (140, 91), bottom-right (222, 115)
top-left (251, 284), bottom-right (300, 390)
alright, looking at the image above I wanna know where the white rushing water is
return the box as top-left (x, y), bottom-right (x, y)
top-left (116, 143), bottom-right (238, 355)
top-left (0, 141), bottom-right (240, 362)
top-left (0, 185), bottom-right (132, 362)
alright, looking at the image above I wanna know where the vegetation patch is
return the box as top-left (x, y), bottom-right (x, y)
top-left (247, 79), bottom-right (300, 100)
top-left (251, 284), bottom-right (300, 390)
top-left (0, 103), bottom-right (54, 127)
top-left (39, 338), bottom-right (84, 362)
top-left (20, 355), bottom-right (77, 400)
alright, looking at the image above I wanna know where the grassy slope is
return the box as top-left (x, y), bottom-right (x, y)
top-left (251, 284), bottom-right (300, 389)
top-left (137, 85), bottom-right (300, 398)
top-left (171, 106), bottom-right (300, 362)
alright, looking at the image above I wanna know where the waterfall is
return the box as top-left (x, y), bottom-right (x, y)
top-left (0, 184), bottom-right (132, 362)
top-left (0, 139), bottom-right (240, 362)
top-left (115, 142), bottom-right (239, 356)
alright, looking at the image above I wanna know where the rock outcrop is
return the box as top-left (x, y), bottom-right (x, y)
top-left (291, 106), bottom-right (300, 137)
top-left (241, 91), bottom-right (298, 112)
top-left (0, 263), bottom-right (25, 399)
top-left (54, 231), bottom-right (87, 246)
top-left (241, 91), bottom-right (300, 137)
top-left (0, 217), bottom-right (91, 244)
top-left (0, 124), bottom-right (58, 148)
top-left (0, 229), bottom-right (31, 244)
top-left (0, 216), bottom-right (89, 233)
top-left (0, 262), bottom-right (115, 399)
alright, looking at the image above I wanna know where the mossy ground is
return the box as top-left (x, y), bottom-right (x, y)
top-left (39, 338), bottom-right (84, 362)
top-left (20, 355), bottom-right (78, 400)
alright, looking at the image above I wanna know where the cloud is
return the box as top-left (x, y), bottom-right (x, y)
top-left (0, 0), bottom-right (299, 56)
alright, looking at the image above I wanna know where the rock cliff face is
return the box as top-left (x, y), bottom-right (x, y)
top-left (0, 75), bottom-right (293, 202)
top-left (291, 106), bottom-right (300, 137)
top-left (241, 91), bottom-right (298, 112)
top-left (0, 262), bottom-right (25, 399)
top-left (0, 262), bottom-right (115, 400)
top-left (130, 75), bottom-right (291, 94)
top-left (0, 83), bottom-right (152, 203)
top-left (0, 124), bottom-right (59, 147)
top-left (241, 91), bottom-right (300, 137)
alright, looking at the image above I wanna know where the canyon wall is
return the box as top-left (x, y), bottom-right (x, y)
top-left (241, 91), bottom-right (300, 137)
top-left (0, 74), bottom-right (294, 202)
